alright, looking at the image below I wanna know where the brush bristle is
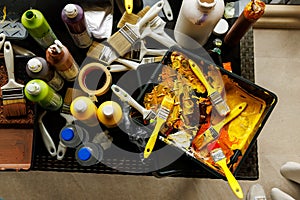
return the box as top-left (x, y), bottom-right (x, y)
top-left (117, 13), bottom-right (139, 28)
top-left (137, 6), bottom-right (150, 18)
top-left (3, 99), bottom-right (27, 117)
top-left (108, 28), bottom-right (135, 57)
top-left (87, 41), bottom-right (104, 60)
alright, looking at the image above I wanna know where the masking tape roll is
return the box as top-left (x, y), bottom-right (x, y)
top-left (78, 62), bottom-right (112, 98)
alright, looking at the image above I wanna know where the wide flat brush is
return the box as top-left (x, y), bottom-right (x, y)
top-left (144, 95), bottom-right (174, 158)
top-left (1, 41), bottom-right (26, 117)
top-left (189, 59), bottom-right (230, 117)
top-left (117, 6), bottom-right (150, 28)
top-left (108, 0), bottom-right (164, 57)
top-left (208, 142), bottom-right (244, 199)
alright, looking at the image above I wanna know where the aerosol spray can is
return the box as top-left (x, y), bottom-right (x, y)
top-left (46, 40), bottom-right (79, 82)
top-left (24, 79), bottom-right (63, 111)
top-left (61, 4), bottom-right (93, 48)
top-left (75, 142), bottom-right (104, 166)
top-left (26, 57), bottom-right (64, 91)
top-left (70, 96), bottom-right (99, 127)
top-left (21, 9), bottom-right (57, 49)
top-left (59, 124), bottom-right (89, 148)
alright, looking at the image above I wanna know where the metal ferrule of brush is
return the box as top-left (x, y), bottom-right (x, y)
top-left (120, 25), bottom-right (139, 45)
top-left (209, 91), bottom-right (230, 116)
top-left (205, 126), bottom-right (219, 139)
top-left (211, 148), bottom-right (226, 161)
top-left (1, 87), bottom-right (25, 100)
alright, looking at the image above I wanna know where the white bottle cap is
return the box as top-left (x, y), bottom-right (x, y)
top-left (64, 4), bottom-right (78, 19)
top-left (26, 82), bottom-right (41, 95)
top-left (27, 58), bottom-right (43, 73)
top-left (102, 105), bottom-right (114, 118)
top-left (199, 0), bottom-right (216, 8)
top-left (74, 99), bottom-right (88, 113)
top-left (213, 18), bottom-right (229, 36)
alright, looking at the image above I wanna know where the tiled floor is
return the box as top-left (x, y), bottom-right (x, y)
top-left (0, 29), bottom-right (300, 200)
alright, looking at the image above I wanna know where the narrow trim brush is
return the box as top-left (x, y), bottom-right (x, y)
top-left (1, 41), bottom-right (27, 117)
top-left (108, 0), bottom-right (164, 57)
top-left (189, 59), bottom-right (230, 117)
top-left (144, 95), bottom-right (174, 158)
top-left (208, 142), bottom-right (244, 199)
top-left (194, 102), bottom-right (247, 151)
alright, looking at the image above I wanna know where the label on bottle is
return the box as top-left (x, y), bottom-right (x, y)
top-left (34, 29), bottom-right (57, 49)
top-left (48, 71), bottom-right (64, 91)
top-left (71, 30), bottom-right (93, 48)
top-left (58, 62), bottom-right (79, 81)
top-left (42, 92), bottom-right (63, 111)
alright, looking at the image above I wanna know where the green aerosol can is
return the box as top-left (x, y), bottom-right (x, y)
top-left (24, 79), bottom-right (63, 111)
top-left (21, 9), bottom-right (57, 49)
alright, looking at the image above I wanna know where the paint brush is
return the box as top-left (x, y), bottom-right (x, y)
top-left (87, 41), bottom-right (118, 65)
top-left (108, 0), bottom-right (164, 57)
top-left (124, 0), bottom-right (133, 14)
top-left (1, 41), bottom-right (27, 117)
top-left (193, 102), bottom-right (247, 151)
top-left (117, 6), bottom-right (150, 28)
top-left (144, 95), bottom-right (174, 158)
top-left (188, 59), bottom-right (230, 117)
top-left (111, 84), bottom-right (156, 120)
top-left (208, 141), bottom-right (244, 199)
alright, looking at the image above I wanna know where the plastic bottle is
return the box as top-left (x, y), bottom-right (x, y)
top-left (59, 124), bottom-right (89, 148)
top-left (26, 57), bottom-right (64, 91)
top-left (97, 101), bottom-right (123, 128)
top-left (61, 4), bottom-right (93, 48)
top-left (75, 142), bottom-right (104, 166)
top-left (46, 40), bottom-right (79, 82)
top-left (70, 96), bottom-right (99, 127)
top-left (21, 9), bottom-right (57, 49)
top-left (174, 0), bottom-right (225, 48)
top-left (24, 79), bottom-right (63, 111)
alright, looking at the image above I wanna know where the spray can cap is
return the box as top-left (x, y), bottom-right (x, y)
top-left (77, 147), bottom-right (92, 161)
top-left (74, 99), bottom-right (88, 113)
top-left (64, 4), bottom-right (78, 19)
top-left (102, 104), bottom-right (114, 118)
top-left (26, 82), bottom-right (41, 95)
top-left (27, 57), bottom-right (43, 73)
top-left (61, 127), bottom-right (75, 141)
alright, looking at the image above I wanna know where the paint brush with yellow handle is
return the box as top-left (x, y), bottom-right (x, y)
top-left (124, 0), bottom-right (133, 14)
top-left (193, 102), bottom-right (247, 151)
top-left (189, 59), bottom-right (230, 117)
top-left (208, 141), bottom-right (244, 199)
top-left (144, 95), bottom-right (174, 158)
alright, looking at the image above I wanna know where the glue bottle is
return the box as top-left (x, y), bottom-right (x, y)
top-left (174, 0), bottom-right (225, 48)
top-left (46, 40), bottom-right (79, 82)
top-left (24, 79), bottom-right (63, 111)
top-left (75, 142), bottom-right (104, 166)
top-left (70, 96), bottom-right (99, 127)
top-left (59, 124), bottom-right (89, 148)
top-left (61, 4), bottom-right (93, 48)
top-left (26, 57), bottom-right (64, 91)
top-left (97, 101), bottom-right (123, 128)
top-left (21, 9), bottom-right (57, 49)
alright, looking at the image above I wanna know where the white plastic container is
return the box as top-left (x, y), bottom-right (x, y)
top-left (174, 0), bottom-right (225, 48)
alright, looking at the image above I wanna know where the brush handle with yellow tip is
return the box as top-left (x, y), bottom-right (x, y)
top-left (144, 95), bottom-right (174, 158)
top-left (209, 144), bottom-right (243, 199)
top-left (196, 102), bottom-right (247, 151)
top-left (124, 0), bottom-right (133, 14)
top-left (188, 59), bottom-right (230, 116)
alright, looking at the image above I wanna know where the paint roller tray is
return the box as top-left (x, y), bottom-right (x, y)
top-left (130, 46), bottom-right (277, 179)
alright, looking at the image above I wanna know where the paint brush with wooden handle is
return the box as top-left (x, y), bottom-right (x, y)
top-left (1, 41), bottom-right (27, 117)
top-left (189, 59), bottom-right (230, 117)
top-left (144, 95), bottom-right (174, 158)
